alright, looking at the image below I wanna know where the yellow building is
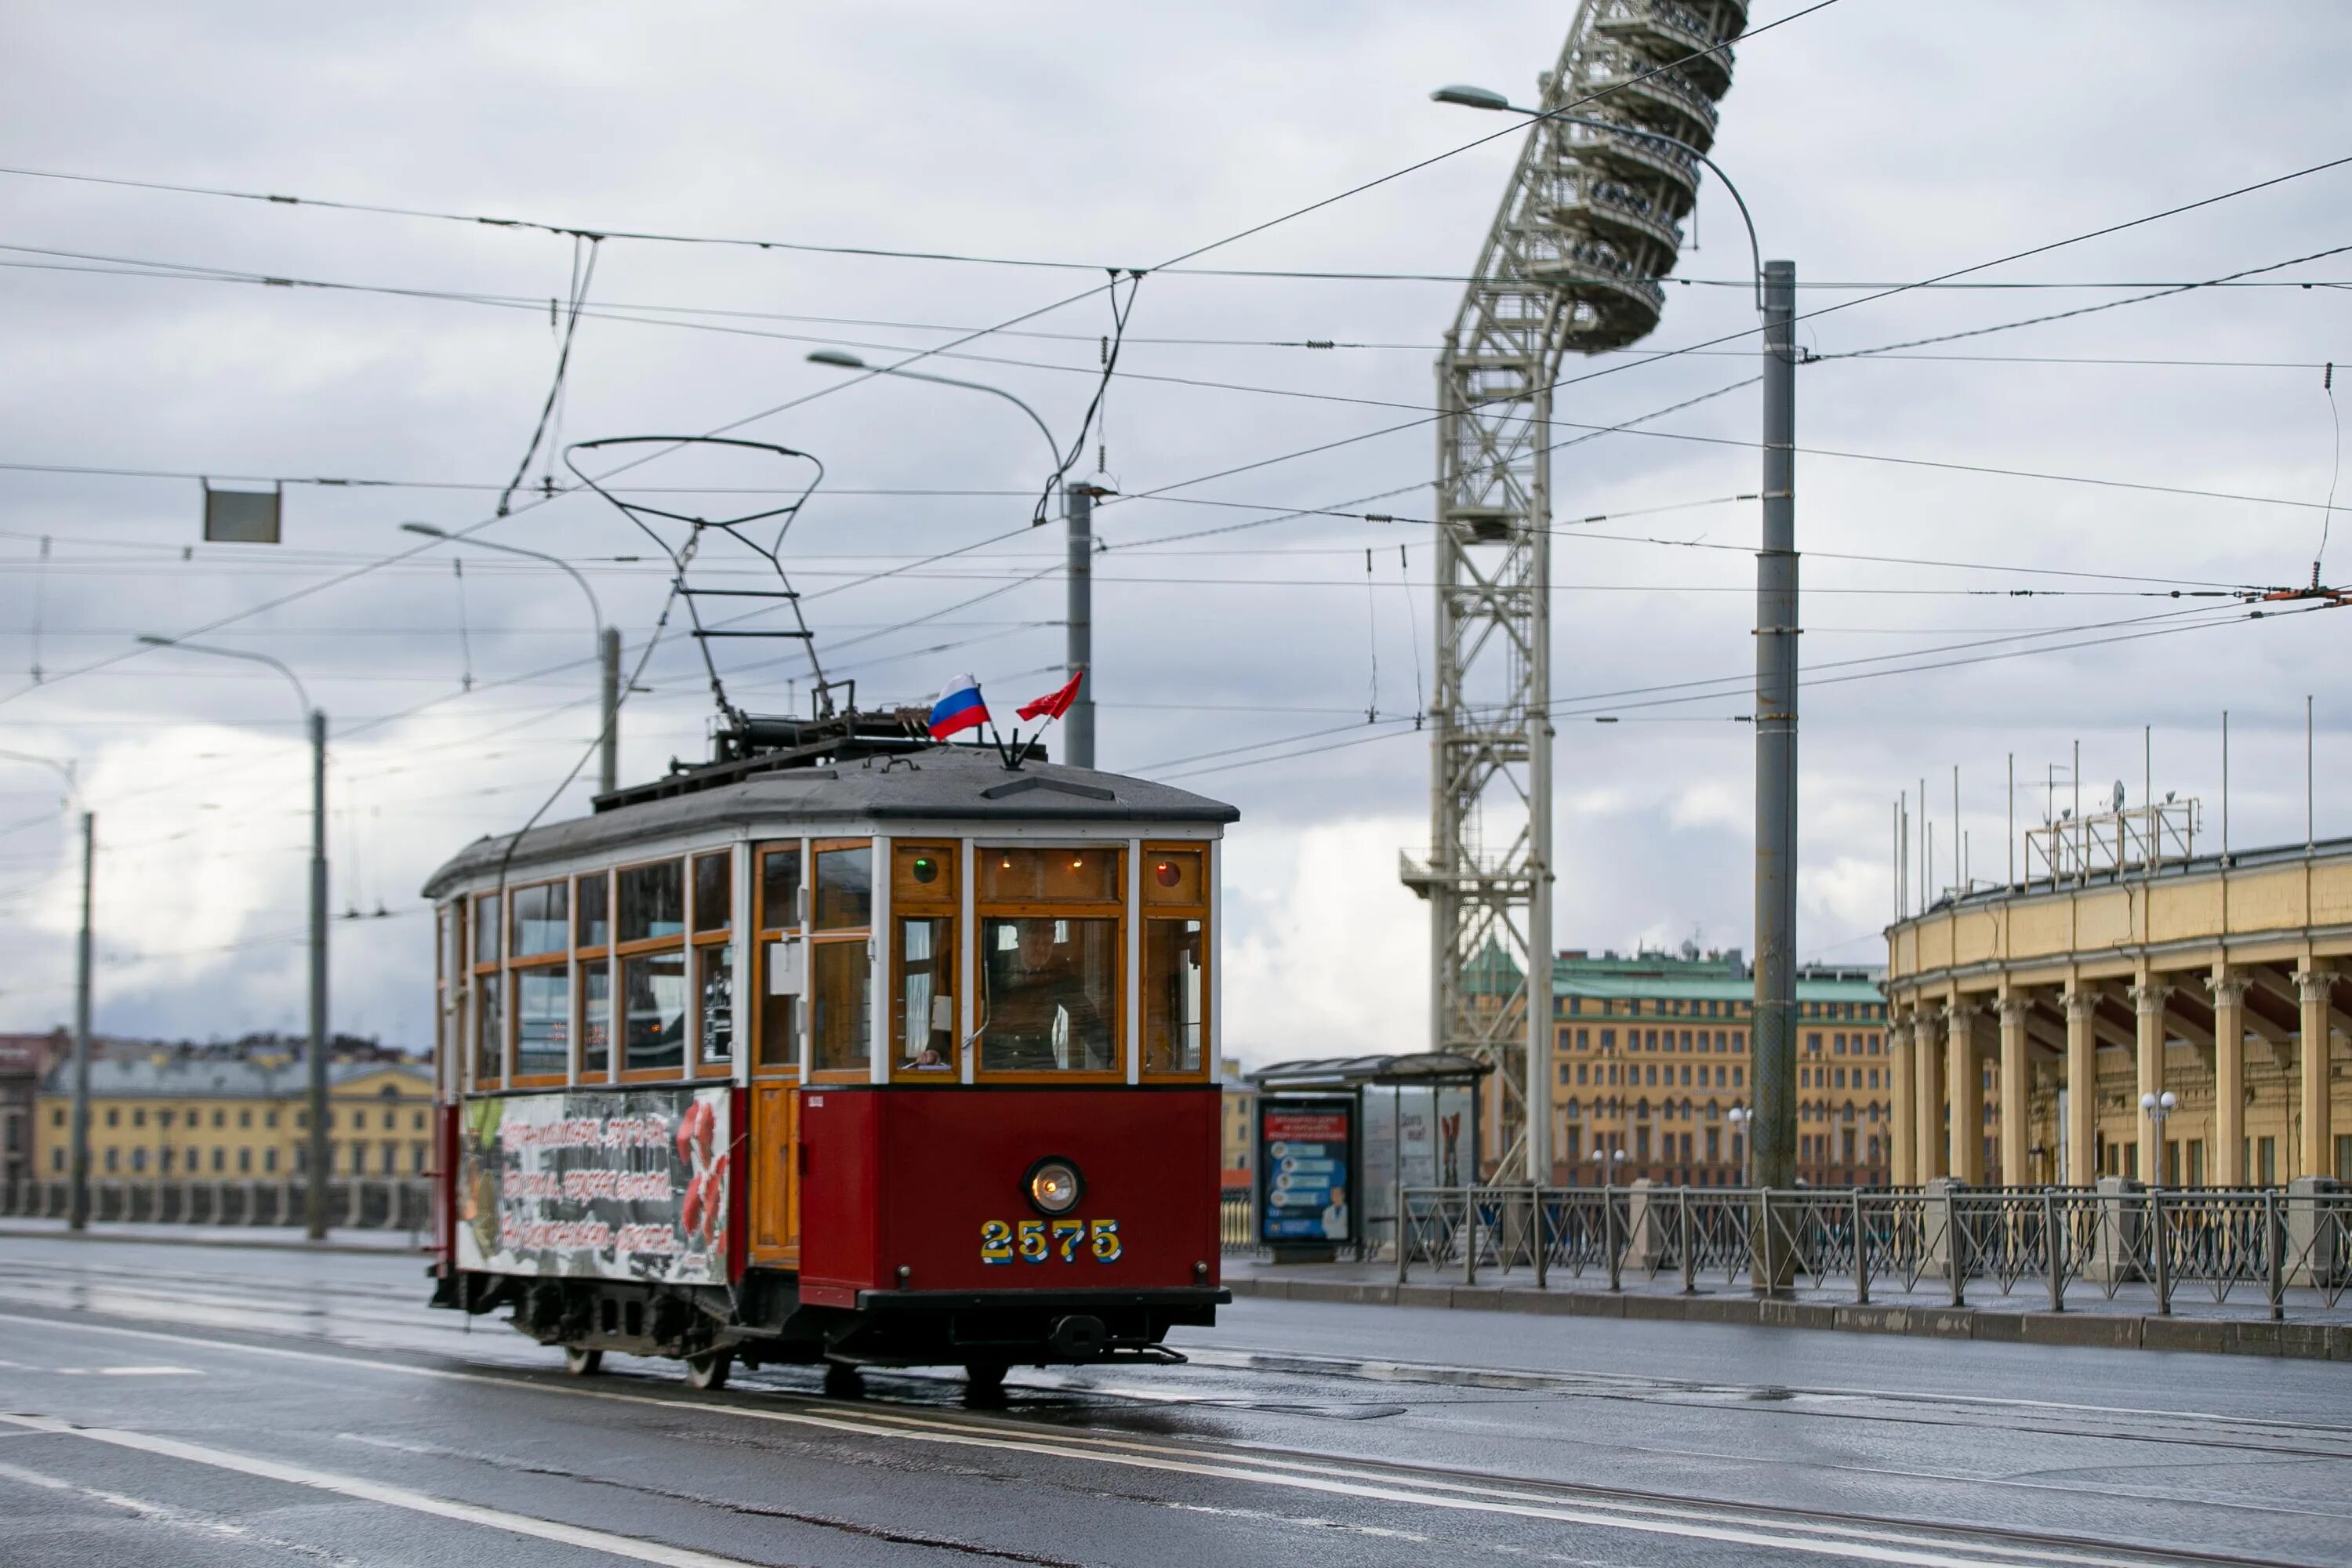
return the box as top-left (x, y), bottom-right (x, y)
top-left (1885, 827), bottom-right (2352, 1188)
top-left (1551, 948), bottom-right (1892, 1185)
top-left (34, 1054), bottom-right (436, 1181)
top-left (1217, 1055), bottom-right (1256, 1190)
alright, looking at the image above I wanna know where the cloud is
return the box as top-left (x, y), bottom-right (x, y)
top-left (0, 0), bottom-right (2347, 1051)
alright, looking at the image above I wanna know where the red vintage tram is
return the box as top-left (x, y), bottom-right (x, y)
top-left (423, 714), bottom-right (1233, 1396)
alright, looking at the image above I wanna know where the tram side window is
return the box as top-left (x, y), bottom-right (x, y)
top-left (811, 840), bottom-right (872, 1073)
top-left (512, 880), bottom-right (568, 957)
top-left (1142, 920), bottom-right (1205, 1073)
top-left (891, 844), bottom-right (957, 1074)
top-left (756, 845), bottom-right (801, 1071)
top-left (697, 944), bottom-right (735, 1067)
top-left (1142, 848), bottom-right (1208, 1075)
top-left (577, 870), bottom-right (612, 1080)
top-left (623, 951), bottom-right (688, 1072)
top-left (476, 973), bottom-right (504, 1085)
top-left (815, 844), bottom-right (871, 929)
top-left (471, 893), bottom-right (502, 1086)
top-left (579, 964), bottom-right (613, 1077)
top-left (515, 966), bottom-right (568, 1077)
top-left (691, 851), bottom-right (735, 1069)
top-left (576, 871), bottom-right (609, 949)
top-left (619, 861), bottom-right (684, 943)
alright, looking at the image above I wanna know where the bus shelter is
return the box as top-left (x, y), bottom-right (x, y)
top-left (1247, 1053), bottom-right (1488, 1261)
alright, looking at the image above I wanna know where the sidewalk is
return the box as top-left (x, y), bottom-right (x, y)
top-left (0, 1218), bottom-right (423, 1255)
top-left (1221, 1254), bottom-right (2352, 1361)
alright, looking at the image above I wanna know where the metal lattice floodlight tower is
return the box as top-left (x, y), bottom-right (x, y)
top-left (1403, 0), bottom-right (1747, 1183)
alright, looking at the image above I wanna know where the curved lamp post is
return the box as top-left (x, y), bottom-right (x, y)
top-left (136, 635), bottom-right (332, 1239)
top-left (807, 349), bottom-right (1097, 766)
top-left (0, 749), bottom-right (90, 1228)
top-left (400, 523), bottom-right (619, 796)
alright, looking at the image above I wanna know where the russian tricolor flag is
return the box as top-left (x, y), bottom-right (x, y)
top-left (928, 674), bottom-right (990, 740)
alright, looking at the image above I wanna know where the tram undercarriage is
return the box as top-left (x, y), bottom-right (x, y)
top-left (434, 1266), bottom-right (1215, 1389)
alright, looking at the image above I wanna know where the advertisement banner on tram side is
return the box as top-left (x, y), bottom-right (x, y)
top-left (456, 1085), bottom-right (731, 1284)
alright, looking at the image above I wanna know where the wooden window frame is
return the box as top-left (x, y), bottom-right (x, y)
top-left (887, 842), bottom-right (960, 1083)
top-left (574, 869), bottom-right (613, 1085)
top-left (971, 844), bottom-right (1127, 1084)
top-left (1139, 841), bottom-right (1211, 1080)
top-left (509, 877), bottom-right (570, 964)
top-left (690, 849), bottom-right (738, 1081)
top-left (508, 956), bottom-right (572, 1089)
top-left (615, 855), bottom-right (689, 1084)
top-left (807, 837), bottom-right (875, 1083)
top-left (753, 842), bottom-right (805, 1082)
top-left (470, 892), bottom-right (503, 1089)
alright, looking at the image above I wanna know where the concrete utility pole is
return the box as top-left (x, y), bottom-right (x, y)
top-left (71, 811), bottom-right (93, 1230)
top-left (599, 626), bottom-right (621, 797)
top-left (307, 706), bottom-right (330, 1238)
top-left (1752, 259), bottom-right (1799, 1194)
top-left (1065, 483), bottom-right (1098, 768)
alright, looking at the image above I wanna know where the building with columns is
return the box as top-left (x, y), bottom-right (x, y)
top-left (1883, 835), bottom-right (2352, 1188)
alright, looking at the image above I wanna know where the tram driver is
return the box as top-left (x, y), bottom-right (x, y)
top-left (983, 917), bottom-right (1112, 1071)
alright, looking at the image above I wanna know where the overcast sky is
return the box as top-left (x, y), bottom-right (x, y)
top-left (2, 2), bottom-right (2346, 1063)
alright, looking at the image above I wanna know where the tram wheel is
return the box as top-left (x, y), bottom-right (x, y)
top-left (822, 1362), bottom-right (866, 1400)
top-left (683, 1351), bottom-right (731, 1392)
top-left (563, 1346), bottom-right (603, 1377)
top-left (964, 1362), bottom-right (1008, 1406)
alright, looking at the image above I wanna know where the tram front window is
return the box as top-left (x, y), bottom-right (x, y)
top-left (895, 916), bottom-right (953, 1070)
top-left (623, 951), bottom-right (687, 1071)
top-left (811, 940), bottom-right (870, 1073)
top-left (978, 917), bottom-right (1116, 1073)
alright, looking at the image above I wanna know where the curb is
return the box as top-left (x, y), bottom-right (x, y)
top-left (0, 1225), bottom-right (423, 1259)
top-left (1221, 1276), bottom-right (2352, 1361)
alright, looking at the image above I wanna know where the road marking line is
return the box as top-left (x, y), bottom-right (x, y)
top-left (0, 1414), bottom-right (774, 1568)
top-left (0, 1309), bottom-right (2181, 1567)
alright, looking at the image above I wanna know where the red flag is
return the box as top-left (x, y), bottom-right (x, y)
top-left (1017, 671), bottom-right (1083, 723)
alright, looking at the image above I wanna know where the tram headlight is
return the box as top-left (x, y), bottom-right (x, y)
top-left (1024, 1157), bottom-right (1084, 1216)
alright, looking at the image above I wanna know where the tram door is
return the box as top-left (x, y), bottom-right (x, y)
top-left (748, 841), bottom-right (803, 1269)
top-left (749, 1083), bottom-right (799, 1265)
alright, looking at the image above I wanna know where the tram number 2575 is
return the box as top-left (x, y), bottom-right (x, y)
top-left (981, 1218), bottom-right (1122, 1265)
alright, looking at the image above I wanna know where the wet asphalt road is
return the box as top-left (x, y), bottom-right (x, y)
top-left (0, 1236), bottom-right (2347, 1566)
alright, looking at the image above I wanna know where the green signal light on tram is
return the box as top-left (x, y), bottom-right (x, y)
top-left (911, 857), bottom-right (939, 884)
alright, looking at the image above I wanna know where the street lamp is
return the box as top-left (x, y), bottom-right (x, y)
top-left (2139, 1090), bottom-right (2178, 1186)
top-left (0, 749), bottom-right (91, 1229)
top-left (135, 634), bottom-right (332, 1239)
top-left (399, 523), bottom-right (620, 797)
top-left (1428, 85), bottom-right (1762, 305)
top-left (1727, 1105), bottom-right (1756, 1188)
top-left (806, 349), bottom-right (1098, 768)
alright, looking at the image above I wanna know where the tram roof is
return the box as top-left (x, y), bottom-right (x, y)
top-left (423, 746), bottom-right (1238, 897)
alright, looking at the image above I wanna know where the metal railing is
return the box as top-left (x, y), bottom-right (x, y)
top-left (1396, 1184), bottom-right (2352, 1319)
top-left (0, 1175), bottom-right (432, 1233)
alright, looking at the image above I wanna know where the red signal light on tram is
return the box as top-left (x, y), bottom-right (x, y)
top-left (1153, 861), bottom-right (1179, 887)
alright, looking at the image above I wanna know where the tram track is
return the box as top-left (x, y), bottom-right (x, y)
top-left (0, 1300), bottom-right (2328, 1568)
top-left (7, 1255), bottom-right (2349, 1459)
